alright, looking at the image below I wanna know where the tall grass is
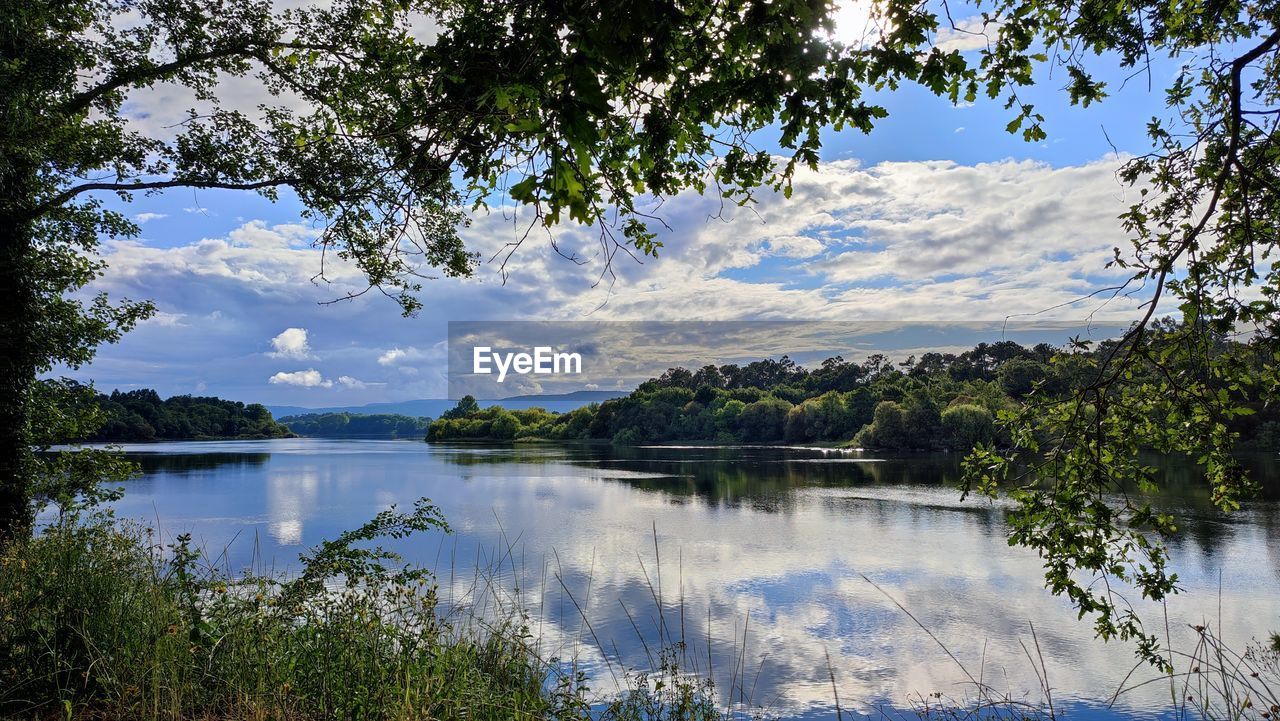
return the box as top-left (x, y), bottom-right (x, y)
top-left (1107, 621), bottom-right (1280, 721)
top-left (0, 502), bottom-right (722, 721)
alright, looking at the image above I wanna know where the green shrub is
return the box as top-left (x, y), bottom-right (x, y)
top-left (854, 400), bottom-right (910, 449)
top-left (0, 504), bottom-right (596, 721)
top-left (490, 410), bottom-right (521, 440)
top-left (940, 403), bottom-right (995, 449)
top-left (612, 427), bottom-right (645, 446)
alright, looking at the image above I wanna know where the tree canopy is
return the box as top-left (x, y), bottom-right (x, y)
top-left (83, 387), bottom-right (293, 442)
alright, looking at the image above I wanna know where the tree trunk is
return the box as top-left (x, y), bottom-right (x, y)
top-left (0, 0), bottom-right (40, 543)
top-left (0, 180), bottom-right (36, 542)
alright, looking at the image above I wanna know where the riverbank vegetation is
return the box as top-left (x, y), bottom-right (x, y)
top-left (47, 384), bottom-right (429, 442)
top-left (0, 501), bottom-right (729, 721)
top-left (426, 327), bottom-right (1280, 451)
top-left (279, 412), bottom-right (431, 439)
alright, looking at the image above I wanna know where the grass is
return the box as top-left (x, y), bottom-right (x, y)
top-left (3, 502), bottom-right (1278, 721)
top-left (0, 502), bottom-right (726, 721)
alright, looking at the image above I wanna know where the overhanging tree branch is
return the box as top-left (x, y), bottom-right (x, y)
top-left (31, 177), bottom-right (299, 219)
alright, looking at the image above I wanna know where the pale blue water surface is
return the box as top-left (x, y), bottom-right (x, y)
top-left (87, 439), bottom-right (1280, 720)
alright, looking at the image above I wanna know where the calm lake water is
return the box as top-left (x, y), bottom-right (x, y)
top-left (93, 439), bottom-right (1280, 719)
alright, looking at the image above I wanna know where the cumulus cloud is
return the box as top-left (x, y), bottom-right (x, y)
top-left (268, 327), bottom-right (313, 359)
top-left (761, 235), bottom-right (827, 259)
top-left (78, 154), bottom-right (1156, 403)
top-left (337, 375), bottom-right (369, 389)
top-left (468, 154), bottom-right (1145, 324)
top-left (935, 16), bottom-right (998, 52)
top-left (112, 8), bottom-right (444, 146)
top-left (377, 348), bottom-right (407, 366)
top-left (140, 311), bottom-right (187, 327)
top-left (268, 369), bottom-right (331, 388)
top-left (99, 220), bottom-right (367, 306)
top-left (376, 346), bottom-right (440, 367)
top-left (801, 157), bottom-right (1135, 287)
top-left (134, 212), bottom-right (167, 224)
top-left (93, 155), bottom-right (1145, 335)
top-left (231, 220), bottom-right (318, 249)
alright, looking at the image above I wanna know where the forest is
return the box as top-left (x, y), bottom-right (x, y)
top-left (82, 388), bottom-right (293, 442)
top-left (427, 328), bottom-right (1280, 450)
top-left (279, 413), bottom-right (431, 439)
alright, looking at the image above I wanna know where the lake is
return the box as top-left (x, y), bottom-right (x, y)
top-left (94, 439), bottom-right (1280, 720)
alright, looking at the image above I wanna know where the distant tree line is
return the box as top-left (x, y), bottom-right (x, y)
top-left (427, 327), bottom-right (1280, 450)
top-left (279, 413), bottom-right (430, 439)
top-left (80, 388), bottom-right (293, 442)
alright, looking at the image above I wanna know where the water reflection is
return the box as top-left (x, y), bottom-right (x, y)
top-left (265, 467), bottom-right (319, 545)
top-left (98, 439), bottom-right (1280, 720)
top-left (128, 451), bottom-right (272, 474)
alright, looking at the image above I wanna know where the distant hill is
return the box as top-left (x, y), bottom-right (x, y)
top-left (266, 390), bottom-right (627, 420)
top-left (267, 399), bottom-right (455, 420)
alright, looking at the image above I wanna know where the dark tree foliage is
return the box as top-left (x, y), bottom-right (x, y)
top-left (84, 388), bottom-right (292, 442)
top-left (279, 412), bottom-right (430, 439)
top-left (440, 396), bottom-right (481, 421)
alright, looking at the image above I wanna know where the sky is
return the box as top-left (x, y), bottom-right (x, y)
top-left (68, 2), bottom-right (1187, 407)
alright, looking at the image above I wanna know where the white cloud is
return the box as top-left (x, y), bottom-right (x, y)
top-left (94, 157), bottom-right (1144, 330)
top-left (376, 346), bottom-right (441, 367)
top-left (377, 348), bottom-right (407, 366)
top-left (100, 220), bottom-right (366, 303)
top-left (140, 311), bottom-right (187, 327)
top-left (268, 368), bottom-right (331, 388)
top-left (268, 327), bottom-right (313, 359)
top-left (801, 157), bottom-right (1135, 289)
top-left (935, 16), bottom-right (998, 52)
top-left (337, 375), bottom-right (369, 389)
top-left (231, 220), bottom-right (319, 249)
top-left (106, 9), bottom-right (443, 164)
top-left (462, 154), bottom-right (1145, 324)
top-left (79, 154), bottom-right (1158, 404)
top-left (761, 235), bottom-right (827, 259)
top-left (954, 126), bottom-right (965, 133)
top-left (135, 212), bottom-right (167, 224)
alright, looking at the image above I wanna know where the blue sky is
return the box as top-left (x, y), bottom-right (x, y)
top-left (70, 5), bottom-right (1180, 407)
